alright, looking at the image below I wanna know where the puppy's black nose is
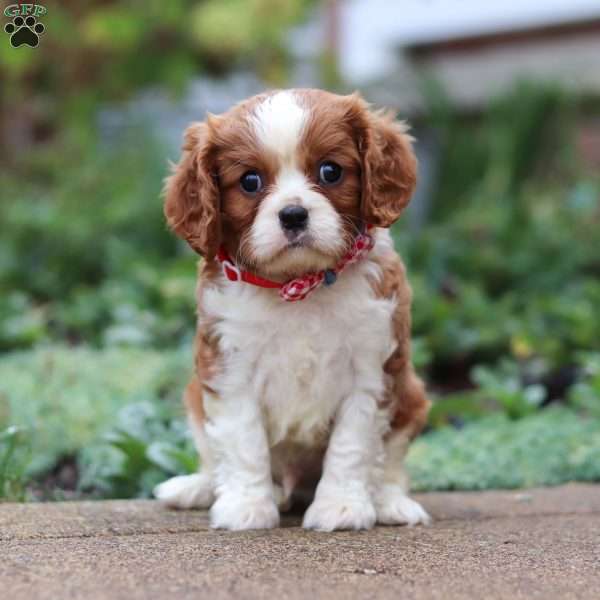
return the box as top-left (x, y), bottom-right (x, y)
top-left (279, 205), bottom-right (308, 231)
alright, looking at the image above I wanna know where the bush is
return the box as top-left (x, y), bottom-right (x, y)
top-left (408, 407), bottom-right (600, 491)
top-left (2, 345), bottom-right (598, 501)
top-left (78, 402), bottom-right (197, 499)
top-left (569, 353), bottom-right (600, 418)
top-left (0, 135), bottom-right (197, 351)
top-left (0, 345), bottom-right (190, 484)
top-left (79, 400), bottom-right (600, 498)
top-left (400, 181), bottom-right (600, 374)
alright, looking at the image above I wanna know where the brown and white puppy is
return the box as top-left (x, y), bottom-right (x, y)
top-left (154, 89), bottom-right (430, 531)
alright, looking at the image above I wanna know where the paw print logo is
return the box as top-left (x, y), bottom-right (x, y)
top-left (4, 15), bottom-right (45, 48)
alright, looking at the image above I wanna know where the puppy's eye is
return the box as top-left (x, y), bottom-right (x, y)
top-left (318, 161), bottom-right (343, 185)
top-left (240, 171), bottom-right (263, 194)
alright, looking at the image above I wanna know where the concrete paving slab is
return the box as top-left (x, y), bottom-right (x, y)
top-left (1, 483), bottom-right (599, 600)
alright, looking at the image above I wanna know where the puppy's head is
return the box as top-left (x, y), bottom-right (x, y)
top-left (164, 89), bottom-right (417, 278)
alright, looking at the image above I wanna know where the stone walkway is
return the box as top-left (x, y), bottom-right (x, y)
top-left (1, 484), bottom-right (599, 599)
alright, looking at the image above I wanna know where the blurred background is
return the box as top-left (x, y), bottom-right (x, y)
top-left (1, 0), bottom-right (599, 502)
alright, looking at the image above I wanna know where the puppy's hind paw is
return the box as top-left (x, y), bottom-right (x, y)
top-left (375, 485), bottom-right (431, 526)
top-left (154, 473), bottom-right (214, 509)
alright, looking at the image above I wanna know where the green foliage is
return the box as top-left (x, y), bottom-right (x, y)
top-left (0, 342), bottom-right (598, 500)
top-left (422, 81), bottom-right (574, 217)
top-left (0, 345), bottom-right (190, 478)
top-left (77, 398), bottom-right (600, 498)
top-left (408, 407), bottom-right (600, 491)
top-left (190, 0), bottom-right (309, 82)
top-left (471, 361), bottom-right (545, 419)
top-left (0, 426), bottom-right (30, 502)
top-left (403, 85), bottom-right (600, 379)
top-left (428, 359), bottom-right (550, 426)
top-left (0, 0), bottom-right (316, 159)
top-left (77, 399), bottom-right (600, 498)
top-left (79, 402), bottom-right (197, 499)
top-left (0, 292), bottom-right (47, 350)
top-left (0, 135), bottom-right (197, 351)
top-left (399, 178), bottom-right (600, 371)
top-left (569, 354), bottom-right (600, 418)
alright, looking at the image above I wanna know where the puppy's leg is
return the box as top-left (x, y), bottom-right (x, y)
top-left (303, 392), bottom-right (382, 531)
top-left (204, 389), bottom-right (279, 531)
top-left (375, 370), bottom-right (430, 526)
top-left (154, 378), bottom-right (214, 509)
top-left (375, 431), bottom-right (430, 526)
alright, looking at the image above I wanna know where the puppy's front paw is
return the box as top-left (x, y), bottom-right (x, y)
top-left (375, 484), bottom-right (431, 526)
top-left (210, 493), bottom-right (280, 531)
top-left (303, 493), bottom-right (376, 531)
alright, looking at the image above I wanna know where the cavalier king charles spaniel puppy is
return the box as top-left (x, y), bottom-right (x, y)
top-left (154, 89), bottom-right (430, 531)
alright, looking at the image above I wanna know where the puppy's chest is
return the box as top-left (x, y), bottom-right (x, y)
top-left (206, 269), bottom-right (396, 445)
top-left (236, 303), bottom-right (356, 444)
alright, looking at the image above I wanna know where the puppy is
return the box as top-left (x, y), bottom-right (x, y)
top-left (154, 89), bottom-right (430, 531)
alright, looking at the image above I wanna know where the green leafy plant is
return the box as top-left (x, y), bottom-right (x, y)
top-left (569, 353), bottom-right (600, 418)
top-left (471, 360), bottom-right (546, 420)
top-left (78, 402), bottom-right (197, 498)
top-left (430, 359), bottom-right (547, 425)
top-left (0, 426), bottom-right (30, 501)
top-left (0, 344), bottom-right (191, 481)
top-left (408, 407), bottom-right (600, 491)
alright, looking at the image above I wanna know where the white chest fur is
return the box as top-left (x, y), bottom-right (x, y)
top-left (201, 235), bottom-right (397, 449)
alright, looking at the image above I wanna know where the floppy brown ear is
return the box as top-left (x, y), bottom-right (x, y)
top-left (350, 97), bottom-right (417, 228)
top-left (163, 122), bottom-right (221, 258)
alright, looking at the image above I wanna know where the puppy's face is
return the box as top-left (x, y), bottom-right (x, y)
top-left (164, 89), bottom-right (417, 278)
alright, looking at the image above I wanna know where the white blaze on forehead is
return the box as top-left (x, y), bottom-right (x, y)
top-left (250, 91), bottom-right (307, 164)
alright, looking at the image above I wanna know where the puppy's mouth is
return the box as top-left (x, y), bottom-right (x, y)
top-left (284, 230), bottom-right (312, 249)
top-left (260, 232), bottom-right (339, 278)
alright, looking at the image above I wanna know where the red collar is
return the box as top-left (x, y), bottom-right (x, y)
top-left (216, 226), bottom-right (375, 302)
